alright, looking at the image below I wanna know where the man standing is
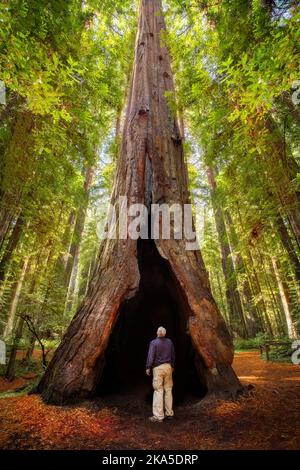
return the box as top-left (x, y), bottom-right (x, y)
top-left (146, 326), bottom-right (175, 422)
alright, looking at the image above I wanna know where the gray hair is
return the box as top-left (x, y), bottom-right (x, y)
top-left (157, 326), bottom-right (166, 337)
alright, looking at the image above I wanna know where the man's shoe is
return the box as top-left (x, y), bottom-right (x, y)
top-left (164, 415), bottom-right (174, 421)
top-left (148, 416), bottom-right (164, 423)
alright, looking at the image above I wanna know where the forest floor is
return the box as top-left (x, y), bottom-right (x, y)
top-left (0, 351), bottom-right (300, 450)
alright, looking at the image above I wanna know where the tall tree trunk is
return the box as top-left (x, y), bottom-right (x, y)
top-left (77, 255), bottom-right (94, 302)
top-left (215, 270), bottom-right (228, 321)
top-left (64, 167), bottom-right (94, 289)
top-left (5, 254), bottom-right (41, 377)
top-left (64, 166), bottom-right (94, 315)
top-left (0, 213), bottom-right (25, 282)
top-left (235, 203), bottom-right (272, 336)
top-left (64, 247), bottom-right (80, 316)
top-left (0, 209), bottom-right (14, 251)
top-left (275, 213), bottom-right (300, 283)
top-left (255, 245), bottom-right (284, 336)
top-left (245, 247), bottom-right (274, 337)
top-left (252, 261), bottom-right (274, 337)
top-left (268, 258), bottom-right (289, 337)
top-left (224, 211), bottom-right (262, 336)
top-left (256, 246), bottom-right (284, 336)
top-left (5, 316), bottom-right (24, 380)
top-left (56, 211), bottom-right (76, 272)
top-left (24, 247), bottom-right (54, 360)
top-left (25, 286), bottom-right (50, 364)
top-left (2, 256), bottom-right (30, 341)
top-left (38, 0), bottom-right (243, 404)
top-left (206, 167), bottom-right (247, 338)
top-left (264, 117), bottom-right (300, 249)
top-left (271, 257), bottom-right (297, 339)
top-left (0, 110), bottom-right (34, 250)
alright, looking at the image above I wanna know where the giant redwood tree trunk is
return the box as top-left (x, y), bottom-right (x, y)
top-left (38, 0), bottom-right (243, 404)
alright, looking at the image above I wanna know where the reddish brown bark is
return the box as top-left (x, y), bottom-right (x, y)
top-left (38, 0), bottom-right (242, 404)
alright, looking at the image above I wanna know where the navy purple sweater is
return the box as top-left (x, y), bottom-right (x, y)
top-left (146, 337), bottom-right (175, 369)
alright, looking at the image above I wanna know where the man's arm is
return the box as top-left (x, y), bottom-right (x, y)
top-left (171, 341), bottom-right (175, 369)
top-left (146, 341), bottom-right (155, 373)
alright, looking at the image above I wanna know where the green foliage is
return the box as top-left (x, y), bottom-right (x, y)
top-left (234, 333), bottom-right (270, 351)
top-left (0, 0), bottom-right (137, 352)
top-left (166, 0), bottom-right (300, 338)
top-left (262, 346), bottom-right (292, 363)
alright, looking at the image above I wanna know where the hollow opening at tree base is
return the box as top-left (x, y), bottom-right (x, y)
top-left (96, 238), bottom-right (207, 407)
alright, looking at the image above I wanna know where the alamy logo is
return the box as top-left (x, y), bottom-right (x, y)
top-left (0, 80), bottom-right (6, 105)
top-left (95, 197), bottom-right (200, 251)
top-left (0, 340), bottom-right (6, 365)
top-left (291, 340), bottom-right (300, 365)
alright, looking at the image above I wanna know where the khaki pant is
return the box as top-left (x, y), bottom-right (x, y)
top-left (152, 363), bottom-right (174, 420)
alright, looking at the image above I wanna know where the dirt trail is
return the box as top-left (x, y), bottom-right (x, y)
top-left (0, 351), bottom-right (299, 450)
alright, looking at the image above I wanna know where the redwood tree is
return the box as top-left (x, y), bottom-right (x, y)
top-left (38, 0), bottom-right (243, 404)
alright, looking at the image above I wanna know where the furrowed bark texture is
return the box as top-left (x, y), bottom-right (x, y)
top-left (38, 0), bottom-right (242, 404)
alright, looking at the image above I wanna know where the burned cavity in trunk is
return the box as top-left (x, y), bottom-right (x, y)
top-left (97, 238), bottom-right (207, 404)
